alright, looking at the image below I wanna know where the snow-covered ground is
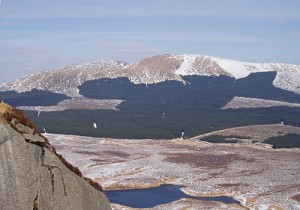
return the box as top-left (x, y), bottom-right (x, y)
top-left (46, 133), bottom-right (300, 210)
top-left (1, 54), bottom-right (300, 97)
top-left (174, 54), bottom-right (300, 94)
top-left (17, 97), bottom-right (124, 113)
top-left (223, 96), bottom-right (300, 109)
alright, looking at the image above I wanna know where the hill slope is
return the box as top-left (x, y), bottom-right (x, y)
top-left (1, 54), bottom-right (300, 139)
top-left (0, 60), bottom-right (128, 97)
top-left (1, 54), bottom-right (300, 96)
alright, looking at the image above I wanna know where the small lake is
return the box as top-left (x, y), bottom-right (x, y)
top-left (105, 184), bottom-right (241, 208)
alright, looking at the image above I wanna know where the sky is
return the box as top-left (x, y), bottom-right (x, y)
top-left (0, 0), bottom-right (300, 83)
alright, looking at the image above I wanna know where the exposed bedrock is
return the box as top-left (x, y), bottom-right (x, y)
top-left (0, 102), bottom-right (111, 210)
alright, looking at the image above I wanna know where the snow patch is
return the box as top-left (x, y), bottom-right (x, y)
top-left (209, 56), bottom-right (271, 79)
top-left (175, 54), bottom-right (199, 75)
top-left (1, 54), bottom-right (300, 96)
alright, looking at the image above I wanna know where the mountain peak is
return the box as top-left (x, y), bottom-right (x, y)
top-left (1, 54), bottom-right (300, 96)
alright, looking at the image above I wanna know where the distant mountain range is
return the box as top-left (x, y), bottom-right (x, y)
top-left (1, 54), bottom-right (300, 139)
top-left (1, 54), bottom-right (300, 97)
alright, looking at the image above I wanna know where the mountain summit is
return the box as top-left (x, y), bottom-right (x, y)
top-left (1, 54), bottom-right (300, 97)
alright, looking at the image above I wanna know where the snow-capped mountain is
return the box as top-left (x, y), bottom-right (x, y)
top-left (0, 60), bottom-right (128, 97)
top-left (1, 54), bottom-right (300, 96)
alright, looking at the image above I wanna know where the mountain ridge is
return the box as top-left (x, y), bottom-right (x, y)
top-left (1, 54), bottom-right (300, 97)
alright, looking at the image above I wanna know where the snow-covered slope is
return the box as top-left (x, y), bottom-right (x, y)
top-left (1, 54), bottom-right (300, 96)
top-left (174, 54), bottom-right (300, 94)
top-left (0, 60), bottom-right (128, 97)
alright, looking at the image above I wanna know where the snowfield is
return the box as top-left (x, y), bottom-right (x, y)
top-left (46, 132), bottom-right (300, 210)
top-left (1, 54), bottom-right (300, 97)
top-left (17, 97), bottom-right (124, 113)
top-left (223, 97), bottom-right (300, 109)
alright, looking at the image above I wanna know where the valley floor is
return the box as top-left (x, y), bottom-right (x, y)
top-left (46, 133), bottom-right (300, 210)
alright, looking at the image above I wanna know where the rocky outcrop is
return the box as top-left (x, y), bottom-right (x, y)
top-left (0, 102), bottom-right (111, 210)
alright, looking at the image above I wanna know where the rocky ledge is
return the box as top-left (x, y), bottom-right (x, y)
top-left (0, 101), bottom-right (111, 210)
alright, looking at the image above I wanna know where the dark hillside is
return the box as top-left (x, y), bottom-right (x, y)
top-left (0, 89), bottom-right (69, 106)
top-left (23, 73), bottom-right (300, 139)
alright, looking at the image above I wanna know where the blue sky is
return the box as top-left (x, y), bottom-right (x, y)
top-left (0, 0), bottom-right (300, 83)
